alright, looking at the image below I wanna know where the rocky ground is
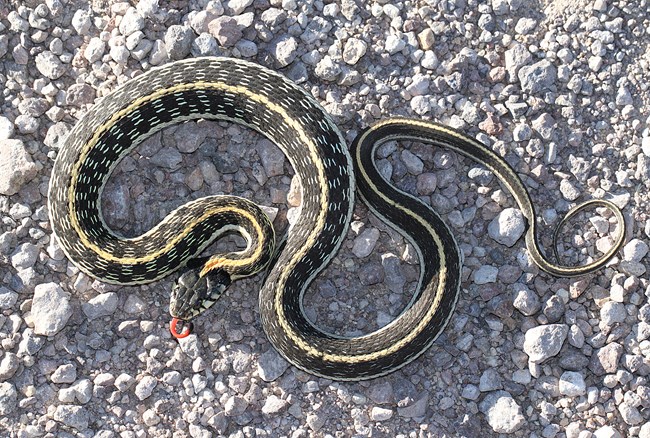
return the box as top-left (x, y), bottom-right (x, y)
top-left (1, 0), bottom-right (649, 436)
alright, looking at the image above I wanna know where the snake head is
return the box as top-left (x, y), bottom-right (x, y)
top-left (169, 265), bottom-right (232, 323)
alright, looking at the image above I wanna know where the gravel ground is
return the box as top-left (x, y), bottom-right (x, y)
top-left (1, 0), bottom-right (649, 436)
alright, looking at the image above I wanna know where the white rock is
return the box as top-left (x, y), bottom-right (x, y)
top-left (31, 283), bottom-right (72, 336)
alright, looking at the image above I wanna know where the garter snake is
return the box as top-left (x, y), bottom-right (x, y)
top-left (48, 57), bottom-right (626, 380)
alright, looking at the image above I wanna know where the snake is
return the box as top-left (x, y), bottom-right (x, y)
top-left (48, 57), bottom-right (626, 380)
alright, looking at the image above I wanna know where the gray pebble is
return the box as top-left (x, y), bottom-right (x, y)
top-left (351, 227), bottom-right (380, 258)
top-left (31, 283), bottom-right (72, 336)
top-left (273, 36), bottom-right (298, 67)
top-left (192, 32), bottom-right (220, 57)
top-left (0, 139), bottom-right (39, 195)
top-left (261, 394), bottom-right (287, 414)
top-left (512, 283), bottom-right (540, 316)
top-left (401, 150), bottom-right (424, 174)
top-left (365, 381), bottom-right (393, 404)
top-left (370, 406), bottom-right (393, 421)
top-left (589, 342), bottom-right (624, 375)
top-left (315, 56), bottom-right (341, 81)
top-left (396, 393), bottom-right (428, 418)
top-left (114, 373), bottom-right (135, 391)
top-left (479, 368), bottom-right (503, 392)
top-left (487, 208), bottom-right (526, 247)
top-left (209, 16), bottom-right (242, 47)
top-left (135, 375), bottom-right (157, 400)
top-left (474, 265), bottom-right (498, 284)
top-left (258, 139), bottom-right (285, 177)
top-left (600, 301), bottom-right (626, 326)
top-left (54, 405), bottom-right (89, 431)
top-left (224, 395), bottom-right (248, 416)
top-left (0, 352), bottom-right (20, 382)
top-left (559, 371), bottom-right (586, 396)
top-left (164, 25), bottom-right (194, 60)
top-left (51, 363), bottom-right (77, 383)
top-left (504, 43), bottom-right (532, 81)
top-left (543, 295), bottom-right (565, 323)
top-left (0, 382), bottom-right (17, 415)
top-left (461, 384), bottom-right (480, 400)
top-left (257, 348), bottom-right (289, 382)
top-left (518, 59), bottom-right (556, 94)
top-left (479, 391), bottom-right (525, 433)
top-left (343, 37), bottom-right (367, 65)
top-left (17, 328), bottom-right (44, 356)
top-left (0, 287), bottom-right (18, 310)
top-left (82, 292), bottom-right (118, 320)
top-left (66, 83), bottom-right (96, 106)
top-left (71, 9), bottom-right (92, 35)
top-left (119, 7), bottom-right (144, 36)
top-left (623, 238), bottom-right (648, 262)
top-left (83, 37), bottom-right (105, 62)
top-left (523, 324), bottom-right (568, 364)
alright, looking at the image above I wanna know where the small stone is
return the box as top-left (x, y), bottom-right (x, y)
top-left (370, 407), bottom-right (393, 421)
top-left (11, 242), bottom-right (39, 270)
top-left (54, 405), bottom-right (89, 431)
top-left (209, 16), bottom-right (242, 47)
top-left (261, 395), bottom-right (287, 414)
top-left (559, 371), bottom-right (586, 396)
top-left (505, 44), bottom-right (532, 81)
top-left (479, 391), bottom-right (525, 433)
top-left (114, 373), bottom-right (135, 391)
top-left (523, 324), bottom-right (568, 363)
top-left (593, 425), bottom-right (622, 438)
top-left (600, 301), bottom-right (626, 326)
top-left (0, 139), bottom-right (39, 196)
top-left (257, 139), bottom-right (285, 177)
top-left (397, 393), bottom-right (428, 418)
top-left (0, 353), bottom-right (20, 381)
top-left (273, 36), bottom-right (298, 67)
top-left (488, 208), bottom-right (526, 247)
top-left (257, 348), bottom-right (289, 382)
top-left (518, 60), bottom-right (556, 94)
top-left (543, 295), bottom-right (565, 323)
top-left (31, 283), bottom-right (73, 336)
top-left (366, 381), bottom-right (393, 404)
top-left (134, 375), bottom-right (157, 400)
top-left (224, 395), bottom-right (248, 416)
top-left (352, 228), bottom-right (380, 258)
top-left (619, 402), bottom-right (643, 425)
top-left (71, 10), bottom-right (92, 35)
top-left (559, 179), bottom-right (581, 201)
top-left (315, 56), bottom-right (341, 81)
top-left (0, 116), bottom-right (14, 140)
top-left (119, 7), bottom-right (144, 36)
top-left (474, 265), bottom-right (498, 285)
top-left (623, 239), bottom-right (648, 262)
top-left (0, 382), bottom-right (17, 415)
top-left (385, 34), bottom-right (406, 54)
top-left (164, 25), bottom-right (193, 59)
top-left (82, 293), bottom-right (119, 320)
top-left (66, 83), bottom-right (96, 106)
top-left (83, 37), bottom-right (105, 63)
top-left (512, 283), bottom-right (540, 316)
top-left (51, 364), bottom-right (77, 383)
top-left (343, 38), bottom-right (367, 65)
top-left (589, 342), bottom-right (624, 375)
top-left (461, 384), bottom-right (480, 400)
top-left (479, 368), bottom-right (502, 392)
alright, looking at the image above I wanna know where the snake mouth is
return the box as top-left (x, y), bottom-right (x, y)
top-left (170, 317), bottom-right (193, 339)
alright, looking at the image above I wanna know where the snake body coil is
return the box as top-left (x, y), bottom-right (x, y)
top-left (49, 57), bottom-right (625, 380)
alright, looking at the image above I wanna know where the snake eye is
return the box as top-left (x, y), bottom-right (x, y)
top-left (169, 267), bottom-right (232, 320)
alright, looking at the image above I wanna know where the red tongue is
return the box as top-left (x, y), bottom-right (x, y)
top-left (170, 317), bottom-right (192, 339)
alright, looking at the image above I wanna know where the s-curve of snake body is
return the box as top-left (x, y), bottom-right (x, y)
top-left (48, 57), bottom-right (627, 380)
